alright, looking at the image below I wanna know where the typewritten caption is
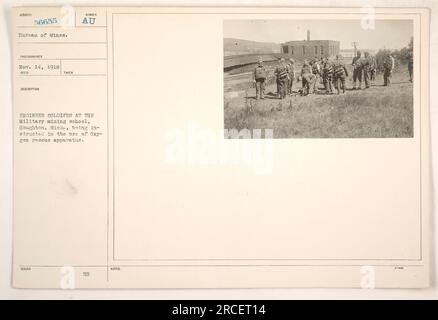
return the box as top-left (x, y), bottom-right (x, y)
top-left (17, 112), bottom-right (103, 144)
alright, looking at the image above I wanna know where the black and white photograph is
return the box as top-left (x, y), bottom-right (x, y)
top-left (224, 19), bottom-right (414, 138)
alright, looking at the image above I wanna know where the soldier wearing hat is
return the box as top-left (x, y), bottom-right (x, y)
top-left (332, 54), bottom-right (349, 94)
top-left (383, 53), bottom-right (395, 86)
top-left (361, 52), bottom-right (371, 89)
top-left (253, 60), bottom-right (267, 100)
top-left (286, 58), bottom-right (295, 95)
top-left (275, 57), bottom-right (289, 99)
top-left (352, 50), bottom-right (363, 89)
top-left (322, 57), bottom-right (334, 94)
top-left (311, 58), bottom-right (321, 93)
top-left (301, 59), bottom-right (316, 96)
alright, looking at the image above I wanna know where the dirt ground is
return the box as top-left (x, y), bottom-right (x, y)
top-left (224, 64), bottom-right (413, 138)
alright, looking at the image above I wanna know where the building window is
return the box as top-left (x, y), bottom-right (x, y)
top-left (315, 46), bottom-right (318, 55)
top-left (282, 45), bottom-right (289, 54)
top-left (291, 46), bottom-right (294, 55)
top-left (303, 46), bottom-right (306, 55)
top-left (321, 46), bottom-right (324, 55)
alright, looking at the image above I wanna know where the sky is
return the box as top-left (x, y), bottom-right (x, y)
top-left (223, 19), bottom-right (413, 51)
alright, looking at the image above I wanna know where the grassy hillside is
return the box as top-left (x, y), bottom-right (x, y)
top-left (224, 38), bottom-right (281, 56)
top-left (224, 65), bottom-right (413, 138)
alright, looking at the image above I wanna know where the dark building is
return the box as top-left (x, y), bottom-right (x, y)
top-left (281, 30), bottom-right (340, 60)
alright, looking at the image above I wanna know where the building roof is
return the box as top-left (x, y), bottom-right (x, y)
top-left (282, 39), bottom-right (340, 45)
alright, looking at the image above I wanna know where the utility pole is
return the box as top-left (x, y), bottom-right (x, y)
top-left (351, 42), bottom-right (359, 56)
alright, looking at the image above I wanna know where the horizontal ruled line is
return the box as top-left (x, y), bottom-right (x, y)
top-left (18, 74), bottom-right (107, 77)
top-left (17, 58), bottom-right (107, 60)
top-left (16, 25), bottom-right (107, 28)
top-left (19, 264), bottom-right (426, 268)
top-left (17, 42), bottom-right (107, 44)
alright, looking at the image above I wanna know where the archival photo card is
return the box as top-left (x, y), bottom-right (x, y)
top-left (11, 7), bottom-right (430, 289)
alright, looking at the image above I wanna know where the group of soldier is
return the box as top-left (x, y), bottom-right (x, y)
top-left (253, 49), bottom-right (408, 100)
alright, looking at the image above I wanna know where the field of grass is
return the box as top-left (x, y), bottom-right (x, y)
top-left (224, 65), bottom-right (413, 138)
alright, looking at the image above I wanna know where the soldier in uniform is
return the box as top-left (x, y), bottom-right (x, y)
top-left (301, 59), bottom-right (316, 96)
top-left (274, 58), bottom-right (289, 99)
top-left (369, 53), bottom-right (377, 82)
top-left (311, 58), bottom-right (321, 93)
top-left (275, 57), bottom-right (281, 96)
top-left (407, 49), bottom-right (413, 82)
top-left (275, 57), bottom-right (282, 97)
top-left (253, 60), bottom-right (267, 100)
top-left (332, 54), bottom-right (349, 94)
top-left (383, 53), bottom-right (395, 86)
top-left (284, 61), bottom-right (290, 96)
top-left (352, 50), bottom-right (363, 89)
top-left (287, 58), bottom-right (295, 95)
top-left (362, 52), bottom-right (371, 89)
top-left (322, 57), bottom-right (333, 94)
